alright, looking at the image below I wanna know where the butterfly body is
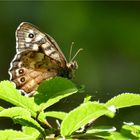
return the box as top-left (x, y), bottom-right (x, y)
top-left (9, 22), bottom-right (77, 95)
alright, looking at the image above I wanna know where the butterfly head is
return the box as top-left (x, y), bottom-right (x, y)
top-left (66, 60), bottom-right (78, 78)
top-left (65, 43), bottom-right (83, 78)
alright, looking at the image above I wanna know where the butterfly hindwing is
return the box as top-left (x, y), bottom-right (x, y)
top-left (9, 50), bottom-right (60, 94)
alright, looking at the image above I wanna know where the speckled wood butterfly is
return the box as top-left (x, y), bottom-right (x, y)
top-left (9, 22), bottom-right (81, 95)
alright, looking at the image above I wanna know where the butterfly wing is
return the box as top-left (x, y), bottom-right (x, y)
top-left (9, 22), bottom-right (69, 95)
top-left (9, 50), bottom-right (62, 95)
top-left (16, 22), bottom-right (67, 67)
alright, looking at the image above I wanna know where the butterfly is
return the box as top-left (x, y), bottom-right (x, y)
top-left (9, 22), bottom-right (82, 95)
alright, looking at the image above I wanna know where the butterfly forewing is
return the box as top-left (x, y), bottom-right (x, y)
top-left (16, 22), bottom-right (66, 66)
top-left (16, 22), bottom-right (45, 52)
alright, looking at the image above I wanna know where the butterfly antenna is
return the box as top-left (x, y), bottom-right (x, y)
top-left (70, 48), bottom-right (83, 62)
top-left (69, 42), bottom-right (74, 62)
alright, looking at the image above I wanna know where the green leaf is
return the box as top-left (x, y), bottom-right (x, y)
top-left (86, 126), bottom-right (116, 134)
top-left (0, 129), bottom-right (36, 140)
top-left (0, 107), bottom-right (44, 135)
top-left (72, 126), bottom-right (116, 139)
top-left (111, 132), bottom-right (135, 140)
top-left (83, 95), bottom-right (92, 103)
top-left (0, 106), bottom-right (4, 111)
top-left (22, 126), bottom-right (41, 139)
top-left (14, 116), bottom-right (44, 135)
top-left (106, 93), bottom-right (140, 109)
top-left (105, 105), bottom-right (116, 118)
top-left (61, 102), bottom-right (111, 136)
top-left (0, 107), bottom-right (31, 118)
top-left (38, 111), bottom-right (67, 123)
top-left (0, 81), bottom-right (39, 117)
top-left (45, 111), bottom-right (67, 120)
top-left (121, 123), bottom-right (140, 138)
top-left (35, 77), bottom-right (78, 110)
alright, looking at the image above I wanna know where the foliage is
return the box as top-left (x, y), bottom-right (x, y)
top-left (0, 77), bottom-right (140, 139)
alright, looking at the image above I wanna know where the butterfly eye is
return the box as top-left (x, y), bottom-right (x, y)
top-left (28, 33), bottom-right (34, 38)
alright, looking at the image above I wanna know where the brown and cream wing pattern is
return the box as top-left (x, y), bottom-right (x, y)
top-left (16, 22), bottom-right (67, 66)
top-left (9, 22), bottom-right (69, 95)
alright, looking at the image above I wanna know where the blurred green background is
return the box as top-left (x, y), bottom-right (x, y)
top-left (0, 1), bottom-right (140, 129)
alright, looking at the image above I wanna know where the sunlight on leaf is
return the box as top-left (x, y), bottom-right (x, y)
top-left (61, 101), bottom-right (112, 136)
top-left (38, 111), bottom-right (67, 123)
top-left (0, 130), bottom-right (35, 140)
top-left (0, 107), bottom-right (31, 118)
top-left (22, 126), bottom-right (41, 139)
top-left (83, 95), bottom-right (92, 103)
top-left (0, 81), bottom-right (39, 117)
top-left (106, 93), bottom-right (140, 109)
top-left (0, 106), bottom-right (4, 111)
